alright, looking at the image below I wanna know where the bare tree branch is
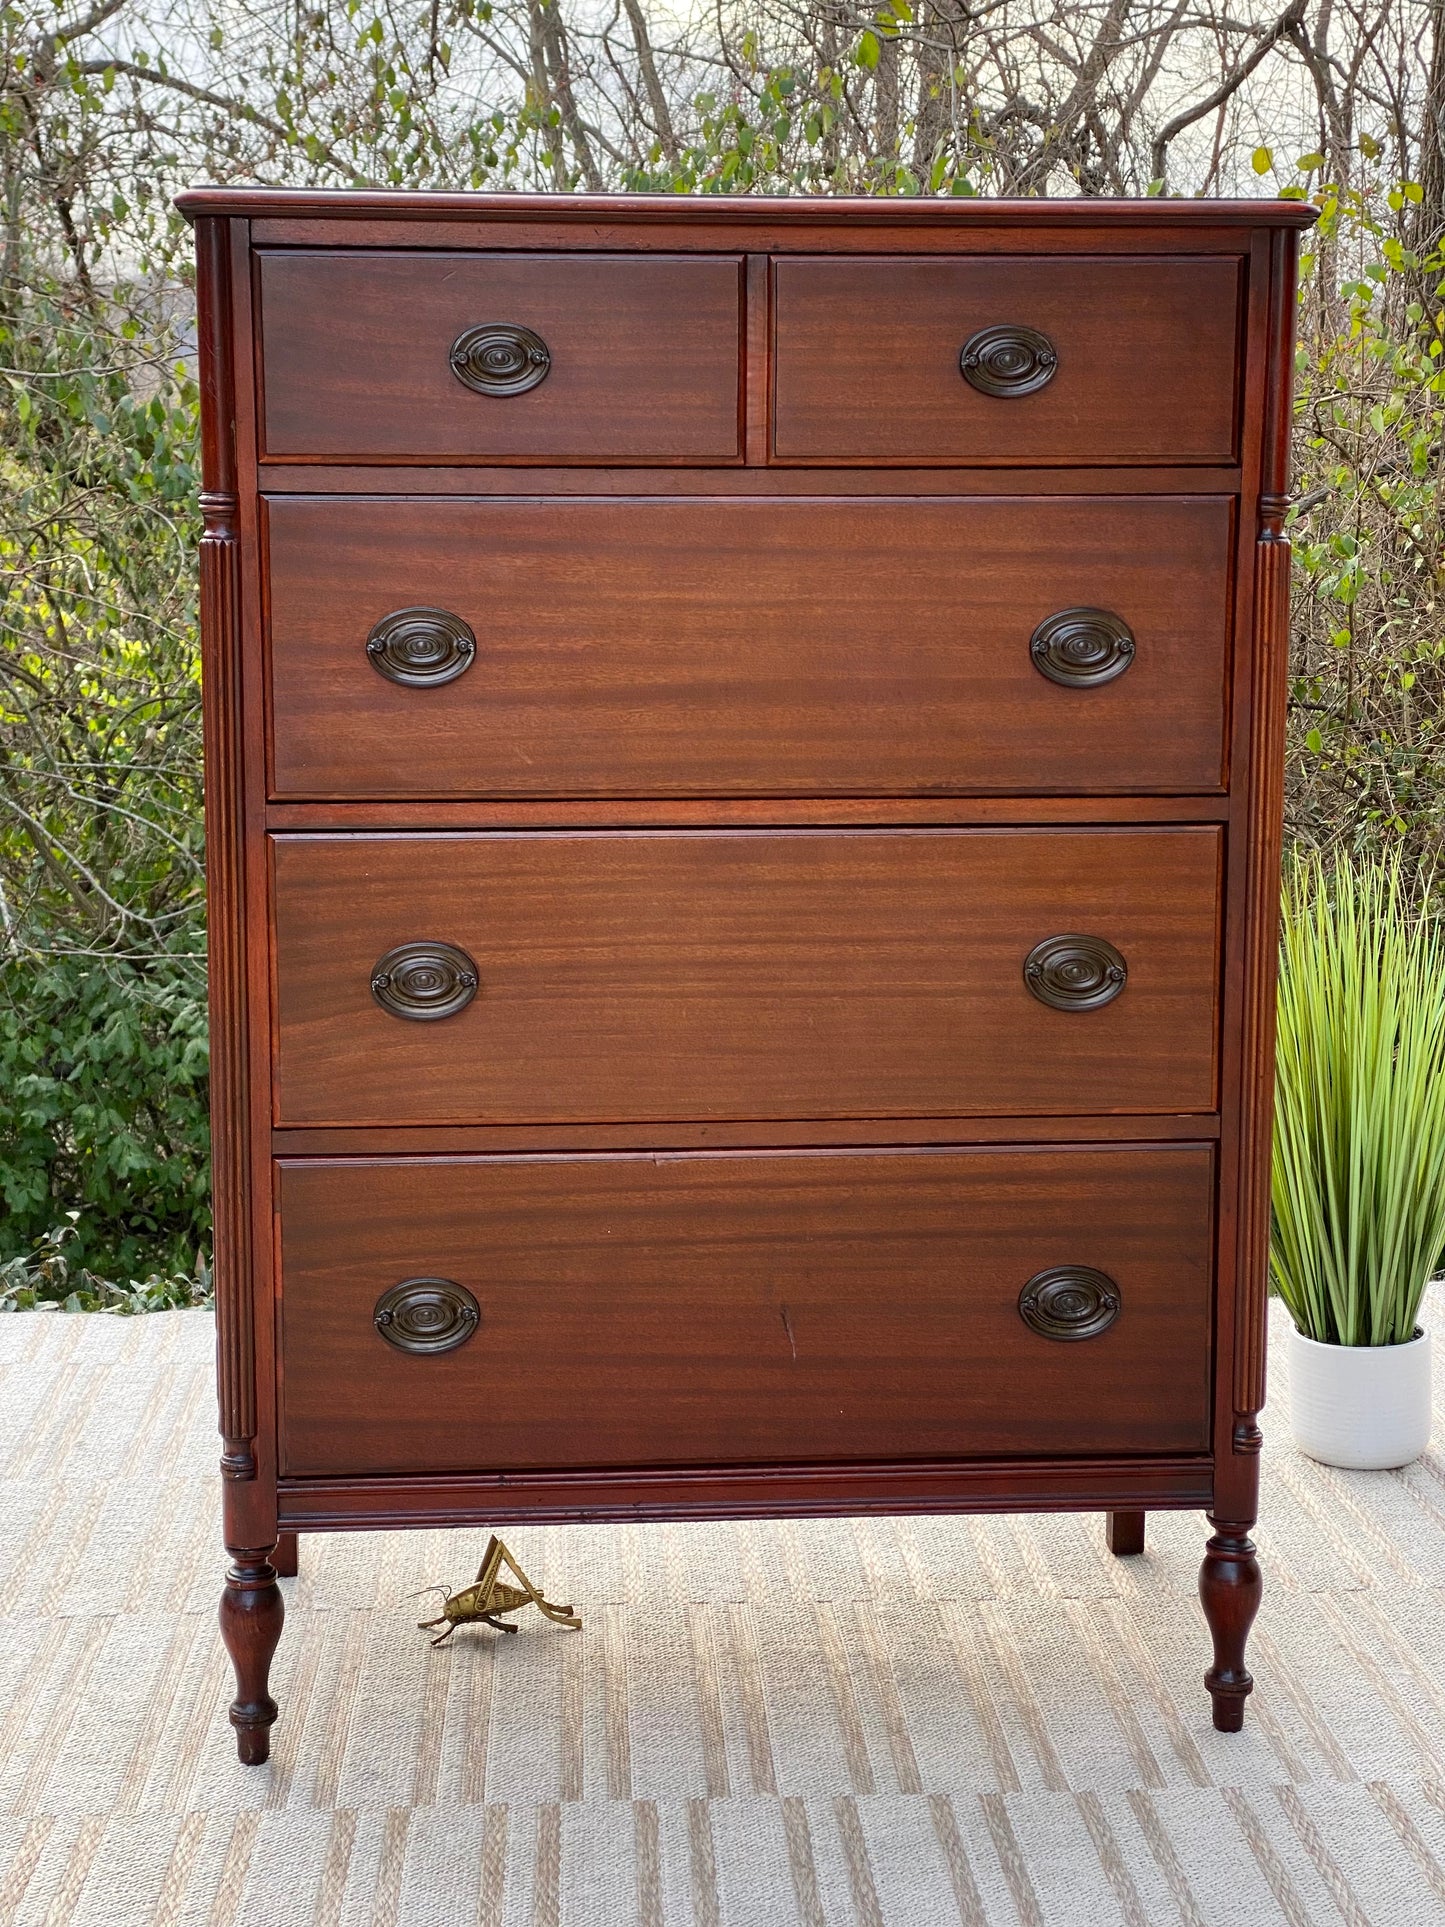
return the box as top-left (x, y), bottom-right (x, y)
top-left (1151, 0), bottom-right (1308, 184)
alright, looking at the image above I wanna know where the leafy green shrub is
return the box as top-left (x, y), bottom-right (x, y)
top-left (0, 955), bottom-right (210, 1278)
top-left (1284, 164), bottom-right (1445, 861)
top-left (1, 11), bottom-right (1440, 1297)
top-left (0, 1216), bottom-right (211, 1314)
top-left (1, 282), bottom-right (208, 1285)
top-left (1272, 849), bottom-right (1445, 1345)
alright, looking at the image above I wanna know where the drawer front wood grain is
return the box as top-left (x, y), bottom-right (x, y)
top-left (271, 828), bottom-right (1221, 1124)
top-left (278, 1145), bottom-right (1215, 1473)
top-left (265, 495), bottom-right (1233, 798)
top-left (772, 256), bottom-right (1241, 463)
top-left (257, 252), bottom-right (743, 461)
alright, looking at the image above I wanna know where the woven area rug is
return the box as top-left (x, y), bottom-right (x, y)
top-left (5, 1295), bottom-right (1445, 1926)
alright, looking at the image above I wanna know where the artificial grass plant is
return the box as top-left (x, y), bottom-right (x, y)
top-left (1271, 848), bottom-right (1445, 1347)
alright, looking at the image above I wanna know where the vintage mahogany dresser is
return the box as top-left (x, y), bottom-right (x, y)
top-left (178, 187), bottom-right (1314, 1763)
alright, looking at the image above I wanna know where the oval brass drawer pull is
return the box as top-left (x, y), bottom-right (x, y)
top-left (370, 940), bottom-right (479, 1021)
top-left (449, 322), bottom-right (551, 396)
top-left (366, 607), bottom-right (476, 687)
top-left (1030, 608), bottom-right (1135, 687)
top-left (1018, 1266), bottom-right (1121, 1341)
top-left (1023, 934), bottom-right (1127, 1011)
top-left (374, 1276), bottom-right (480, 1353)
top-left (959, 324), bottom-right (1057, 397)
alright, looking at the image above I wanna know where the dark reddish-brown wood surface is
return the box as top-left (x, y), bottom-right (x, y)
top-left (277, 1144), bottom-right (1215, 1473)
top-left (180, 186), bottom-right (1318, 228)
top-left (771, 256), bottom-right (1242, 464)
top-left (256, 251), bottom-right (743, 462)
top-left (264, 494), bottom-right (1234, 798)
top-left (181, 192), bottom-right (1312, 1755)
top-left (270, 827), bottom-right (1222, 1124)
top-left (278, 1453), bottom-right (1216, 1531)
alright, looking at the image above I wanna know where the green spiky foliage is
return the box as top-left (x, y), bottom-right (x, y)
top-left (1271, 850), bottom-right (1445, 1346)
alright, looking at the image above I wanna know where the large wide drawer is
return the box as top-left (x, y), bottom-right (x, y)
top-left (265, 495), bottom-right (1233, 798)
top-left (278, 1144), bottom-right (1215, 1474)
top-left (271, 828), bottom-right (1221, 1124)
top-left (772, 256), bottom-right (1241, 464)
top-left (256, 251), bottom-right (743, 462)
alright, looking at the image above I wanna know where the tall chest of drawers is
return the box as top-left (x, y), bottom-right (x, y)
top-left (179, 189), bottom-right (1314, 1764)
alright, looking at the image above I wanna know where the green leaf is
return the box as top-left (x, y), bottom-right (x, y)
top-left (857, 30), bottom-right (881, 69)
top-left (1252, 146), bottom-right (1273, 176)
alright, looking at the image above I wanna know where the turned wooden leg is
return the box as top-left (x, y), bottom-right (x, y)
top-left (272, 1532), bottom-right (299, 1578)
top-left (1106, 1511), bottom-right (1146, 1556)
top-left (220, 1547), bottom-right (284, 1764)
top-left (1199, 1517), bottom-right (1261, 1732)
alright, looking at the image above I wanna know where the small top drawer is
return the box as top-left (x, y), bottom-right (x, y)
top-left (772, 256), bottom-right (1241, 464)
top-left (256, 251), bottom-right (743, 462)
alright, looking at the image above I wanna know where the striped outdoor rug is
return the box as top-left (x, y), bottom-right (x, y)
top-left (4, 1293), bottom-right (1445, 1925)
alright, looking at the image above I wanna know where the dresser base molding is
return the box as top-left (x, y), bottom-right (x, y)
top-left (275, 1454), bottom-right (1215, 1531)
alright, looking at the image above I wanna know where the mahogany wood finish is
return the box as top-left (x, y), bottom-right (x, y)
top-left (272, 1114), bottom-right (1223, 1156)
top-left (281, 1455), bottom-right (1215, 1529)
top-left (260, 463), bottom-right (1246, 497)
top-left (771, 256), bottom-right (1242, 463)
top-left (183, 189), bottom-right (1312, 1762)
top-left (278, 1145), bottom-right (1214, 1472)
top-left (265, 495), bottom-right (1233, 798)
top-left (219, 1549), bottom-right (284, 1763)
top-left (257, 252), bottom-right (743, 462)
top-left (271, 828), bottom-right (1223, 1124)
top-left (196, 219), bottom-right (256, 1490)
top-left (266, 796), bottom-right (1234, 830)
top-left (1107, 1510), bottom-right (1147, 1556)
top-left (1200, 1519), bottom-right (1263, 1730)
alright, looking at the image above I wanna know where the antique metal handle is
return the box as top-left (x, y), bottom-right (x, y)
top-left (1018, 1266), bottom-right (1121, 1341)
top-left (959, 324), bottom-right (1058, 397)
top-left (370, 940), bottom-right (479, 1021)
top-left (1030, 608), bottom-right (1135, 688)
top-left (366, 607), bottom-right (476, 687)
top-left (373, 1277), bottom-right (481, 1354)
top-left (1023, 934), bottom-right (1128, 1011)
top-left (449, 322), bottom-right (551, 396)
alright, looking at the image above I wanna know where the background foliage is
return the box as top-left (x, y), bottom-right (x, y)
top-left (2, 0), bottom-right (1443, 1294)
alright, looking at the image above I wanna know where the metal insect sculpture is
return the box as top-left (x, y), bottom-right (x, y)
top-left (413, 1535), bottom-right (582, 1645)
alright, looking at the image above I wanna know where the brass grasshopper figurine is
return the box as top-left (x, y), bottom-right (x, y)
top-left (413, 1535), bottom-right (582, 1645)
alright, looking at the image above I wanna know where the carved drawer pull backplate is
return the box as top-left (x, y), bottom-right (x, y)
top-left (449, 322), bottom-right (551, 395)
top-left (374, 1277), bottom-right (481, 1354)
top-left (1030, 608), bottom-right (1136, 687)
top-left (366, 607), bottom-right (476, 686)
top-left (1023, 934), bottom-right (1128, 1011)
top-left (959, 324), bottom-right (1058, 397)
top-left (1018, 1266), bottom-right (1121, 1340)
top-left (370, 940), bottom-right (479, 1021)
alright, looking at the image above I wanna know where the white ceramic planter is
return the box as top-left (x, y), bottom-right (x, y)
top-left (1286, 1323), bottom-right (1433, 1469)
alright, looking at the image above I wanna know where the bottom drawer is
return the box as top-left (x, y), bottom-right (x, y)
top-left (277, 1145), bottom-right (1214, 1475)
